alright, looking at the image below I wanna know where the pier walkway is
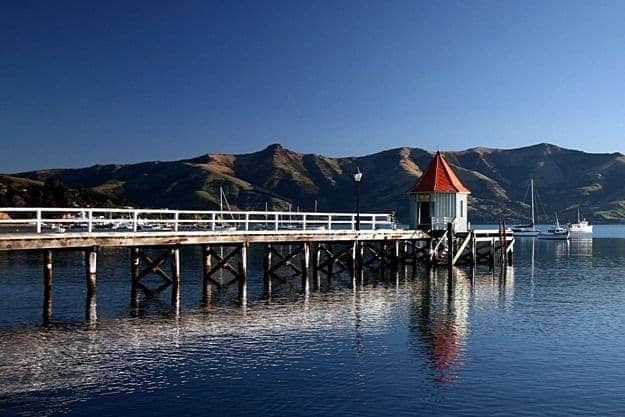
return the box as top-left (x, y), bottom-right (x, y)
top-left (0, 207), bottom-right (513, 322)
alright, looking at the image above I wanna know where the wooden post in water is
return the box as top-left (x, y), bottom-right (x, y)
top-left (43, 250), bottom-right (53, 323)
top-left (263, 244), bottom-right (272, 297)
top-left (130, 247), bottom-right (140, 308)
top-left (85, 246), bottom-right (98, 323)
top-left (202, 245), bottom-right (212, 304)
top-left (312, 243), bottom-right (321, 290)
top-left (394, 240), bottom-right (401, 271)
top-left (490, 238), bottom-right (496, 269)
top-left (171, 246), bottom-right (180, 314)
top-left (238, 243), bottom-right (248, 301)
top-left (301, 242), bottom-right (310, 294)
top-left (447, 222), bottom-right (454, 269)
top-left (471, 234), bottom-right (477, 266)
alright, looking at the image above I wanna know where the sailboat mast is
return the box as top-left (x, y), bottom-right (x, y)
top-left (530, 179), bottom-right (535, 226)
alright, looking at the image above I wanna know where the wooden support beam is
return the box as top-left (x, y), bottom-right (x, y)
top-left (238, 243), bottom-right (248, 300)
top-left (43, 250), bottom-right (53, 323)
top-left (268, 246), bottom-right (301, 275)
top-left (130, 247), bottom-right (140, 308)
top-left (85, 246), bottom-right (98, 323)
top-left (472, 234), bottom-right (477, 265)
top-left (301, 242), bottom-right (310, 293)
top-left (452, 232), bottom-right (472, 266)
top-left (205, 247), bottom-right (240, 284)
top-left (202, 245), bottom-right (212, 303)
top-left (136, 251), bottom-right (173, 283)
top-left (447, 223), bottom-right (454, 268)
top-left (317, 244), bottom-right (353, 276)
top-left (313, 243), bottom-right (321, 290)
top-left (394, 240), bottom-right (401, 270)
top-left (263, 244), bottom-right (273, 297)
top-left (506, 238), bottom-right (515, 266)
top-left (171, 246), bottom-right (180, 313)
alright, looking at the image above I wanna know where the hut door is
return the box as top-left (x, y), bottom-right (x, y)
top-left (419, 202), bottom-right (431, 225)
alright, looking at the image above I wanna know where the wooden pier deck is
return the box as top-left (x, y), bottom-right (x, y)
top-left (0, 207), bottom-right (513, 323)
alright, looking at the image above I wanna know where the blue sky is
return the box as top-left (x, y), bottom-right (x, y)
top-left (2, 0), bottom-right (625, 172)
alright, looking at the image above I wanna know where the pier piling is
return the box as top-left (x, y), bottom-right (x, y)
top-left (43, 250), bottom-right (53, 323)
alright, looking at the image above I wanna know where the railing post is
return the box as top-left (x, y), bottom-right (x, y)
top-left (211, 212), bottom-right (216, 231)
top-left (87, 209), bottom-right (93, 233)
top-left (351, 215), bottom-right (355, 230)
top-left (245, 213), bottom-right (250, 231)
top-left (328, 215), bottom-right (332, 230)
top-left (372, 215), bottom-right (376, 231)
top-left (132, 211), bottom-right (138, 232)
top-left (36, 209), bottom-right (42, 233)
top-left (303, 214), bottom-right (307, 230)
top-left (275, 213), bottom-right (279, 231)
top-left (174, 211), bottom-right (179, 232)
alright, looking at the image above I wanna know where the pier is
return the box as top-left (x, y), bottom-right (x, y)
top-left (0, 207), bottom-right (513, 322)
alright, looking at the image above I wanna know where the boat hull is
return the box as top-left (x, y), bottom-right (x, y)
top-left (538, 231), bottom-right (570, 240)
top-left (512, 230), bottom-right (540, 237)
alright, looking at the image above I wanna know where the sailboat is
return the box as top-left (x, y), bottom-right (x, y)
top-left (569, 208), bottom-right (593, 234)
top-left (215, 187), bottom-right (237, 232)
top-left (538, 212), bottom-right (570, 240)
top-left (512, 179), bottom-right (540, 237)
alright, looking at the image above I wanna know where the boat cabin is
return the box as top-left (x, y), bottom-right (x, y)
top-left (408, 151), bottom-right (471, 233)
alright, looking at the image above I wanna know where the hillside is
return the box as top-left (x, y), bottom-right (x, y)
top-left (9, 143), bottom-right (625, 224)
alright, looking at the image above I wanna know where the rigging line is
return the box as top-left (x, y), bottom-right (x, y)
top-left (533, 184), bottom-right (549, 224)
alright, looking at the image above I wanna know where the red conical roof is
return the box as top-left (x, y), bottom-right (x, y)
top-left (409, 151), bottom-right (470, 193)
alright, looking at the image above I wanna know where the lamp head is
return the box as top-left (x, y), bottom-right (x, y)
top-left (353, 167), bottom-right (363, 183)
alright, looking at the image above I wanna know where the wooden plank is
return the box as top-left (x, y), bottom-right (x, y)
top-left (452, 231), bottom-right (473, 265)
top-left (0, 230), bottom-right (429, 251)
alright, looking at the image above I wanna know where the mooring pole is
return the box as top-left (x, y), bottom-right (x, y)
top-left (171, 246), bottom-right (180, 314)
top-left (85, 246), bottom-right (98, 323)
top-left (43, 250), bottom-right (53, 323)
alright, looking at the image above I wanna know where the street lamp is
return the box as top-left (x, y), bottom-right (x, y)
top-left (353, 167), bottom-right (363, 231)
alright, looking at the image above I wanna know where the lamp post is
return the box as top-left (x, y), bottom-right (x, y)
top-left (353, 167), bottom-right (363, 231)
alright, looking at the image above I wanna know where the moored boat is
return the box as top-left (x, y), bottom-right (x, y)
top-left (569, 208), bottom-right (593, 234)
top-left (512, 179), bottom-right (540, 237)
top-left (538, 213), bottom-right (569, 240)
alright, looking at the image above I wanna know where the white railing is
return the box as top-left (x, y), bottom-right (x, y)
top-left (0, 207), bottom-right (396, 235)
top-left (431, 216), bottom-right (456, 231)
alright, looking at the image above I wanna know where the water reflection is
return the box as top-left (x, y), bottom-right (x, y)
top-left (408, 266), bottom-right (513, 385)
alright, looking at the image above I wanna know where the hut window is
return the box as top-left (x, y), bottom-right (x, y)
top-left (460, 200), bottom-right (464, 217)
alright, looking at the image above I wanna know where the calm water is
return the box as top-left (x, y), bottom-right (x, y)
top-left (2, 226), bottom-right (625, 416)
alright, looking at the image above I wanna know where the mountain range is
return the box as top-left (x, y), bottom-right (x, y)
top-left (4, 142), bottom-right (625, 224)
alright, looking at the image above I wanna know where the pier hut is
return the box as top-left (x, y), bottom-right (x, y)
top-left (409, 152), bottom-right (470, 233)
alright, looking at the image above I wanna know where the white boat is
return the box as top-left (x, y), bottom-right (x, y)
top-left (512, 179), bottom-right (540, 237)
top-left (569, 208), bottom-right (593, 234)
top-left (538, 213), bottom-right (570, 240)
top-left (215, 186), bottom-right (237, 231)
